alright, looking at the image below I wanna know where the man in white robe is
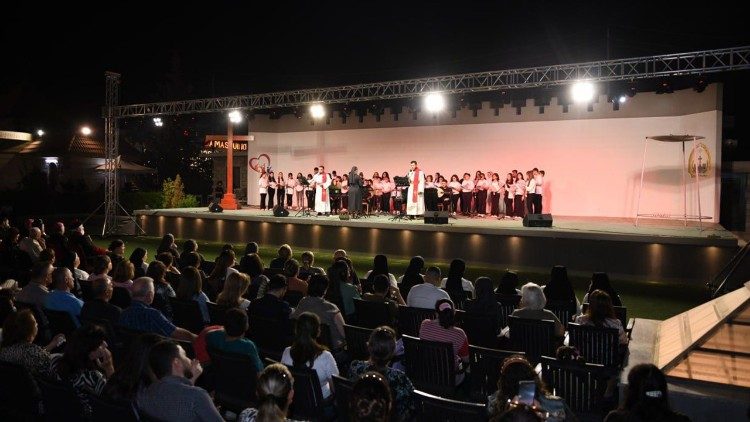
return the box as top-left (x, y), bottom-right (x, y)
top-left (312, 165), bottom-right (332, 214)
top-left (406, 160), bottom-right (425, 217)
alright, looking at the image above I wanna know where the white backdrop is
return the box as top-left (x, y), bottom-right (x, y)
top-left (246, 110), bottom-right (720, 220)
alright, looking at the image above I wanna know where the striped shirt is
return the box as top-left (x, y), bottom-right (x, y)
top-left (418, 318), bottom-right (469, 365)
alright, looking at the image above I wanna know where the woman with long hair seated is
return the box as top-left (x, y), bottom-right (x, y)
top-left (583, 272), bottom-right (623, 307)
top-left (440, 259), bottom-right (475, 308)
top-left (418, 298), bottom-right (469, 385)
top-left (281, 312), bottom-right (339, 400)
top-left (216, 271), bottom-right (252, 311)
top-left (349, 372), bottom-right (393, 422)
top-left (364, 254), bottom-right (398, 292)
top-left (397, 256), bottom-right (425, 297)
top-left (239, 363), bottom-right (298, 422)
top-left (605, 364), bottom-right (689, 422)
top-left (495, 270), bottom-right (521, 296)
top-left (465, 277), bottom-right (503, 325)
top-left (574, 289), bottom-right (628, 345)
top-left (542, 265), bottom-right (580, 314)
top-left (326, 260), bottom-right (360, 319)
top-left (176, 266), bottom-right (211, 324)
top-left (0, 309), bottom-right (64, 376)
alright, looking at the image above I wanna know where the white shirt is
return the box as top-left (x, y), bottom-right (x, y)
top-left (440, 277), bottom-right (476, 296)
top-left (281, 348), bottom-right (339, 399)
top-left (527, 178), bottom-right (536, 194)
top-left (449, 181), bottom-right (462, 194)
top-left (461, 180), bottom-right (474, 192)
top-left (514, 180), bottom-right (526, 195)
top-left (407, 283), bottom-right (451, 310)
top-left (286, 178), bottom-right (296, 194)
top-left (534, 175), bottom-right (544, 194)
top-left (363, 271), bottom-right (398, 288)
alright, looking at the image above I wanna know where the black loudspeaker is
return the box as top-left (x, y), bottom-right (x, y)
top-left (339, 212), bottom-right (350, 220)
top-left (273, 205), bottom-right (289, 217)
top-left (424, 211), bottom-right (449, 224)
top-left (523, 213), bottom-right (553, 227)
top-left (208, 202), bottom-right (223, 213)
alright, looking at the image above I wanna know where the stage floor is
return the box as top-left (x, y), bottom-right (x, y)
top-left (135, 207), bottom-right (737, 247)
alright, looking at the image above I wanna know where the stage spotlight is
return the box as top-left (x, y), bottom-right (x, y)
top-left (424, 92), bottom-right (445, 113)
top-left (693, 77), bottom-right (707, 93)
top-left (310, 103), bottom-right (326, 119)
top-left (153, 117), bottom-right (163, 127)
top-left (618, 95), bottom-right (627, 104)
top-left (571, 81), bottom-right (595, 103)
top-left (228, 110), bottom-right (243, 123)
top-left (293, 107), bottom-right (304, 119)
top-left (627, 81), bottom-right (637, 97)
top-left (36, 129), bottom-right (45, 137)
top-left (655, 80), bottom-right (673, 94)
top-left (81, 126), bottom-right (92, 136)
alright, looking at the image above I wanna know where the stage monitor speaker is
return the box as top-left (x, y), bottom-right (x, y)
top-left (208, 202), bottom-right (223, 213)
top-left (523, 213), bottom-right (553, 227)
top-left (339, 212), bottom-right (350, 220)
top-left (424, 211), bottom-right (449, 224)
top-left (273, 205), bottom-right (289, 217)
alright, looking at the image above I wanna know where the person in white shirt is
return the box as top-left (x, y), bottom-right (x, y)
top-left (440, 259), bottom-right (476, 298)
top-left (267, 172), bottom-right (277, 210)
top-left (460, 173), bottom-right (474, 216)
top-left (407, 266), bottom-right (450, 310)
top-left (448, 175), bottom-right (462, 216)
top-left (489, 173), bottom-right (503, 217)
top-left (340, 174), bottom-right (350, 212)
top-left (305, 171), bottom-right (316, 210)
top-left (276, 172), bottom-right (286, 207)
top-left (285, 172), bottom-right (296, 209)
top-left (19, 227), bottom-right (44, 262)
top-left (534, 169), bottom-right (544, 213)
top-left (406, 160), bottom-right (425, 218)
top-left (280, 312), bottom-right (339, 399)
top-left (294, 172), bottom-right (305, 210)
top-left (474, 172), bottom-right (488, 217)
top-left (258, 173), bottom-right (269, 210)
top-left (504, 173), bottom-right (515, 219)
top-left (380, 173), bottom-right (393, 213)
top-left (513, 173), bottom-right (526, 220)
top-left (371, 176), bottom-right (383, 214)
top-left (312, 166), bottom-right (332, 215)
top-left (526, 170), bottom-right (537, 215)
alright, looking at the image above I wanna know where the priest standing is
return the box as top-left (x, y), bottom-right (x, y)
top-left (313, 165), bottom-right (332, 215)
top-left (406, 160), bottom-right (425, 219)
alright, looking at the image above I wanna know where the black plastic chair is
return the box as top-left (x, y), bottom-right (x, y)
top-left (169, 297), bottom-right (205, 334)
top-left (247, 314), bottom-right (292, 361)
top-left (332, 374), bottom-right (354, 422)
top-left (397, 306), bottom-right (436, 337)
top-left (414, 389), bottom-right (487, 421)
top-left (318, 323), bottom-right (334, 350)
top-left (545, 300), bottom-right (577, 329)
top-left (208, 347), bottom-right (259, 413)
top-left (567, 323), bottom-right (622, 367)
top-left (286, 365), bottom-right (327, 421)
top-left (460, 312), bottom-right (499, 348)
top-left (43, 308), bottom-right (78, 337)
top-left (540, 356), bottom-right (614, 418)
top-left (468, 346), bottom-right (523, 402)
top-left (110, 286), bottom-right (132, 309)
top-left (353, 298), bottom-right (394, 328)
top-left (89, 393), bottom-right (140, 422)
top-left (35, 374), bottom-right (86, 421)
top-left (206, 302), bottom-right (229, 326)
top-left (0, 361), bottom-right (42, 420)
top-left (283, 290), bottom-right (304, 307)
top-left (507, 316), bottom-right (557, 364)
top-left (402, 335), bottom-right (456, 397)
top-left (344, 324), bottom-right (373, 362)
top-left (495, 294), bottom-right (521, 328)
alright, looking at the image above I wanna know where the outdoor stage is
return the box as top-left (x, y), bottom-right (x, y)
top-left (134, 207), bottom-right (740, 284)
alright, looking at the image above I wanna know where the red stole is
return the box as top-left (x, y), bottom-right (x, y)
top-left (321, 173), bottom-right (328, 201)
top-left (412, 168), bottom-right (420, 202)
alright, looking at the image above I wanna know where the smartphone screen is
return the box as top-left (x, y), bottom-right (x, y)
top-left (518, 380), bottom-right (536, 405)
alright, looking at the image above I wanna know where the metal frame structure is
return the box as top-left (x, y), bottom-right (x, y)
top-left (100, 46), bottom-right (750, 235)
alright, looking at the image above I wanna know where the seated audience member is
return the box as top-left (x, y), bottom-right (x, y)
top-left (16, 261), bottom-right (53, 312)
top-left (584, 272), bottom-right (623, 307)
top-left (102, 333), bottom-right (162, 401)
top-left (67, 251), bottom-right (90, 281)
top-left (178, 239), bottom-right (205, 269)
top-left (80, 277), bottom-right (121, 326)
top-left (38, 248), bottom-right (56, 266)
top-left (269, 243), bottom-right (293, 270)
top-left (112, 260), bottom-right (135, 290)
top-left (147, 260), bottom-right (175, 319)
top-left (44, 267), bottom-right (84, 326)
top-left (238, 364), bottom-right (295, 422)
top-left (46, 221), bottom-right (70, 262)
top-left (418, 299), bottom-right (469, 384)
top-left (249, 274), bottom-right (293, 320)
top-left (19, 227), bottom-right (44, 262)
top-left (156, 233), bottom-right (181, 262)
top-left (440, 259), bottom-right (475, 306)
top-left (326, 260), bottom-right (361, 318)
top-left (0, 309), bottom-right (64, 375)
top-left (176, 266), bottom-right (210, 323)
top-left (216, 271), bottom-right (252, 310)
top-left (365, 254), bottom-right (398, 289)
top-left (349, 326), bottom-right (415, 420)
top-left (298, 250), bottom-right (326, 280)
top-left (281, 312), bottom-right (339, 399)
top-left (284, 258), bottom-right (308, 295)
top-left (206, 308), bottom-right (263, 372)
top-left (50, 324), bottom-right (115, 416)
top-left (397, 256), bottom-right (425, 296)
top-left (180, 251), bottom-right (209, 279)
top-left (129, 247), bottom-right (149, 278)
top-left (88, 255), bottom-right (113, 283)
top-left (496, 270), bottom-right (522, 296)
top-left (118, 277), bottom-right (196, 342)
top-left (68, 221), bottom-right (107, 261)
top-left (510, 283), bottom-right (565, 338)
top-left (487, 355), bottom-right (574, 422)
top-left (363, 274), bottom-right (405, 325)
top-left (238, 241), bottom-right (259, 272)
top-left (209, 249), bottom-right (239, 299)
top-left (406, 266), bottom-right (450, 309)
top-left (107, 239), bottom-right (126, 274)
top-left (137, 340), bottom-right (222, 421)
top-left (156, 251), bottom-right (181, 276)
top-left (574, 289), bottom-right (628, 345)
top-left (542, 265), bottom-right (581, 313)
top-left (495, 404), bottom-right (546, 422)
top-left (605, 364), bottom-right (690, 422)
top-left (349, 371), bottom-right (393, 422)
top-left (292, 275), bottom-right (346, 350)
top-left (465, 277), bottom-right (502, 324)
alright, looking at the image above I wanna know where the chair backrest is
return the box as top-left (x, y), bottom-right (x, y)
top-left (468, 346), bottom-right (524, 402)
top-left (495, 294), bottom-right (522, 327)
top-left (581, 303), bottom-right (628, 328)
top-left (397, 306), bottom-right (436, 337)
top-left (286, 365), bottom-right (325, 420)
top-left (332, 374), bottom-right (354, 422)
top-left (208, 347), bottom-right (259, 413)
top-left (460, 312), bottom-right (498, 348)
top-left (110, 286), bottom-right (132, 309)
top-left (35, 374), bottom-right (86, 420)
top-left (0, 361), bottom-right (42, 418)
top-left (79, 316), bottom-right (118, 349)
top-left (446, 289), bottom-right (468, 310)
top-left (247, 314), bottom-right (292, 361)
top-left (540, 356), bottom-right (611, 416)
top-left (43, 308), bottom-right (78, 337)
top-left (318, 323), bottom-right (334, 350)
top-left (344, 324), bottom-right (373, 361)
top-left (283, 290), bottom-right (304, 307)
top-left (353, 298), bottom-right (393, 329)
top-left (545, 300), bottom-right (577, 328)
top-left (507, 316), bottom-right (556, 364)
top-left (402, 335), bottom-right (455, 397)
top-left (168, 297), bottom-right (205, 334)
top-left (89, 393), bottom-right (139, 422)
top-left (414, 389), bottom-right (487, 421)
top-left (206, 302), bottom-right (229, 326)
top-left (567, 323), bottom-right (621, 367)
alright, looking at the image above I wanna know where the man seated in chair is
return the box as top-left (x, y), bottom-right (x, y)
top-left (80, 276), bottom-right (121, 327)
top-left (44, 267), bottom-right (83, 327)
top-left (363, 274), bottom-right (406, 326)
top-left (406, 266), bottom-right (450, 310)
top-left (119, 277), bottom-right (197, 342)
top-left (248, 274), bottom-right (293, 321)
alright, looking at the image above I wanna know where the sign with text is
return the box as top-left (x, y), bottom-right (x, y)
top-left (203, 135), bottom-right (254, 152)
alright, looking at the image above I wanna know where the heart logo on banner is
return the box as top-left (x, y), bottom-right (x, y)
top-left (249, 154), bottom-right (271, 173)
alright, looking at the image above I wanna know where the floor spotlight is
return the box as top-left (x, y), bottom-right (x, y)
top-left (310, 103), bottom-right (326, 119)
top-left (571, 81), bottom-right (595, 103)
top-left (81, 126), bottom-right (92, 136)
top-left (424, 92), bottom-right (445, 113)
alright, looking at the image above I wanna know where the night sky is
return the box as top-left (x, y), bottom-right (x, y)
top-left (2, 1), bottom-right (748, 155)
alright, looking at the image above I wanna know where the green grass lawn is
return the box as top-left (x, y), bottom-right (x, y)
top-left (96, 236), bottom-right (706, 321)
